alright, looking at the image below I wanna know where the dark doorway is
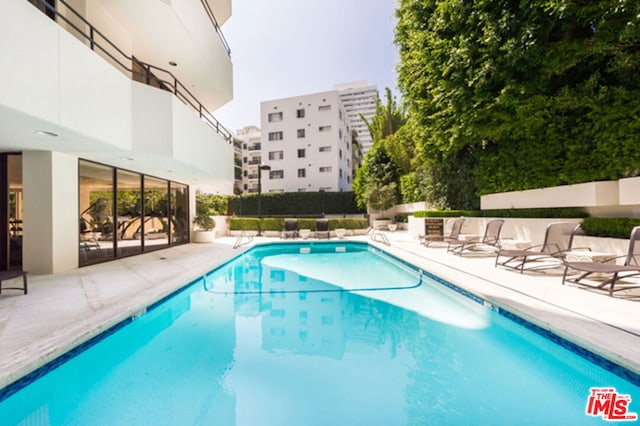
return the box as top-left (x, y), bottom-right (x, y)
top-left (1, 154), bottom-right (23, 270)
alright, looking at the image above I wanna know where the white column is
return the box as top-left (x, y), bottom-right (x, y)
top-left (23, 151), bottom-right (79, 274)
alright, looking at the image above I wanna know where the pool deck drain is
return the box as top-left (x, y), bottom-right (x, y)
top-left (0, 232), bottom-right (638, 391)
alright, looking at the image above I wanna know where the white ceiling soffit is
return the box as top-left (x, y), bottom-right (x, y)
top-left (97, 0), bottom-right (232, 111)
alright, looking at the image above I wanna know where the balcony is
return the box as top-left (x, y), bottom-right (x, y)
top-left (0, 0), bottom-right (233, 186)
top-left (248, 143), bottom-right (262, 151)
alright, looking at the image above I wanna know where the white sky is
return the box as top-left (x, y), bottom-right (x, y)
top-left (214, 0), bottom-right (399, 133)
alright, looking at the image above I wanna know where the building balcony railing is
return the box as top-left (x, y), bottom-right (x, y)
top-left (248, 160), bottom-right (261, 165)
top-left (247, 174), bottom-right (259, 179)
top-left (248, 144), bottom-right (261, 151)
top-left (200, 0), bottom-right (231, 57)
top-left (29, 0), bottom-right (233, 143)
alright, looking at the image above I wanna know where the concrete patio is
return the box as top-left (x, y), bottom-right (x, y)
top-left (1, 231), bottom-right (639, 392)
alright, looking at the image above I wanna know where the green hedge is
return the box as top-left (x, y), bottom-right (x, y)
top-left (580, 217), bottom-right (640, 239)
top-left (229, 217), bottom-right (368, 231)
top-left (229, 191), bottom-right (365, 216)
top-left (228, 217), bottom-right (260, 231)
top-left (413, 208), bottom-right (588, 218)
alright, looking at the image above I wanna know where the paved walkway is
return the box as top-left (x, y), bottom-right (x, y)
top-left (1, 232), bottom-right (639, 391)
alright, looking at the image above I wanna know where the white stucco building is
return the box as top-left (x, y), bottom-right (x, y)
top-left (335, 81), bottom-right (378, 156)
top-left (260, 91), bottom-right (353, 193)
top-left (235, 125), bottom-right (262, 193)
top-left (0, 0), bottom-right (234, 273)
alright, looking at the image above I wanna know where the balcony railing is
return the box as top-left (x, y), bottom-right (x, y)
top-left (200, 0), bottom-right (231, 57)
top-left (29, 0), bottom-right (233, 143)
top-left (248, 143), bottom-right (261, 151)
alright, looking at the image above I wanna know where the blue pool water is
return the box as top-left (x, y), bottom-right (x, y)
top-left (0, 242), bottom-right (638, 425)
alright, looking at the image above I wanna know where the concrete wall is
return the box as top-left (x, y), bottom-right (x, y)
top-left (481, 179), bottom-right (640, 218)
top-left (407, 216), bottom-right (630, 256)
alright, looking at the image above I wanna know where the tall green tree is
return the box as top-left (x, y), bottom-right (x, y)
top-left (395, 0), bottom-right (640, 208)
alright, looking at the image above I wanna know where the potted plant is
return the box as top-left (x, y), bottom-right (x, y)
top-left (192, 191), bottom-right (219, 243)
top-left (192, 214), bottom-right (216, 243)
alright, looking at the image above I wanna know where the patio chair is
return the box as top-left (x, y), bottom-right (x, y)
top-left (282, 219), bottom-right (298, 239)
top-left (421, 217), bottom-right (465, 247)
top-left (315, 218), bottom-right (330, 239)
top-left (562, 226), bottom-right (640, 296)
top-left (0, 270), bottom-right (28, 295)
top-left (495, 222), bottom-right (582, 273)
top-left (448, 219), bottom-right (505, 256)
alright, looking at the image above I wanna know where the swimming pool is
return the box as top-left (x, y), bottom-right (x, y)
top-left (0, 241), bottom-right (638, 425)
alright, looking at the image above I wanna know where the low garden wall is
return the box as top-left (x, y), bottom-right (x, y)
top-left (408, 216), bottom-right (630, 256)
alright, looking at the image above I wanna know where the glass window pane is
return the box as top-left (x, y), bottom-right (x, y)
top-left (170, 183), bottom-right (189, 244)
top-left (143, 176), bottom-right (169, 250)
top-left (116, 170), bottom-right (142, 257)
top-left (79, 161), bottom-right (114, 265)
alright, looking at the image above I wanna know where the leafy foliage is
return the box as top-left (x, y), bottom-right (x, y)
top-left (228, 217), bottom-right (368, 231)
top-left (354, 143), bottom-right (401, 211)
top-left (413, 208), bottom-right (587, 218)
top-left (395, 0), bottom-right (640, 206)
top-left (581, 217), bottom-right (640, 239)
top-left (229, 191), bottom-right (363, 216)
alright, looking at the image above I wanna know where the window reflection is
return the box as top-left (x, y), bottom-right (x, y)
top-left (171, 183), bottom-right (189, 244)
top-left (143, 176), bottom-right (169, 250)
top-left (78, 160), bottom-right (188, 266)
top-left (116, 170), bottom-right (142, 257)
top-left (79, 161), bottom-right (115, 265)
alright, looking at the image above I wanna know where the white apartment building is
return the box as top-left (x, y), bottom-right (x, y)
top-left (0, 0), bottom-right (234, 273)
top-left (235, 125), bottom-right (262, 193)
top-left (260, 91), bottom-right (353, 193)
top-left (335, 81), bottom-right (379, 156)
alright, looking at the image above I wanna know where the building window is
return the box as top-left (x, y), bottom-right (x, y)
top-left (270, 170), bottom-right (284, 179)
top-left (339, 129), bottom-right (342, 139)
top-left (319, 105), bottom-right (331, 111)
top-left (298, 188), bottom-right (306, 192)
top-left (268, 112), bottom-right (283, 122)
top-left (268, 131), bottom-right (283, 141)
top-left (298, 168), bottom-right (306, 178)
top-left (297, 149), bottom-right (306, 158)
top-left (319, 146), bottom-right (332, 152)
top-left (79, 160), bottom-right (187, 267)
top-left (319, 167), bottom-right (332, 173)
top-left (268, 151), bottom-right (284, 160)
top-left (339, 149), bottom-right (342, 159)
top-left (297, 108), bottom-right (305, 118)
top-left (319, 125), bottom-right (332, 132)
top-left (297, 129), bottom-right (305, 138)
top-left (339, 169), bottom-right (343, 178)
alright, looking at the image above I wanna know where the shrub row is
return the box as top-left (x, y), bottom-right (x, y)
top-left (413, 208), bottom-right (588, 218)
top-left (229, 217), bottom-right (368, 231)
top-left (229, 191), bottom-right (365, 216)
top-left (580, 217), bottom-right (640, 239)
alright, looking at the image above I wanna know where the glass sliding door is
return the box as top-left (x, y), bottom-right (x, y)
top-left (143, 176), bottom-right (169, 250)
top-left (79, 161), bottom-right (115, 266)
top-left (170, 183), bottom-right (189, 244)
top-left (78, 160), bottom-right (189, 266)
top-left (116, 170), bottom-right (142, 257)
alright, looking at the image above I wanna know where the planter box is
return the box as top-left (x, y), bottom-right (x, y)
top-left (192, 230), bottom-right (216, 243)
top-left (229, 230), bottom-right (259, 237)
top-left (373, 219), bottom-right (392, 230)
